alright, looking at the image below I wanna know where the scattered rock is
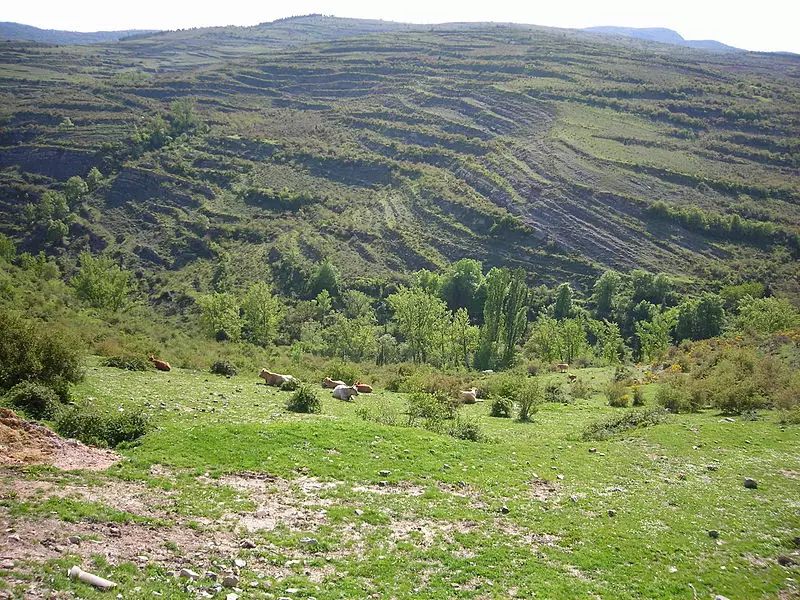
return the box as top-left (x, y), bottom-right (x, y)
top-left (68, 535), bottom-right (81, 545)
top-left (179, 569), bottom-right (200, 581)
top-left (556, 474), bottom-right (565, 480)
top-left (226, 594), bottom-right (239, 600)
top-left (0, 559), bottom-right (14, 569)
top-left (205, 571), bottom-right (217, 581)
top-left (378, 480), bottom-right (389, 488)
top-left (588, 448), bottom-right (597, 453)
top-left (707, 465), bottom-right (719, 471)
top-left (500, 505), bottom-right (510, 514)
top-left (569, 495), bottom-right (579, 503)
top-left (668, 566), bottom-right (677, 573)
top-left (714, 596), bottom-right (731, 600)
top-left (607, 510), bottom-right (617, 517)
top-left (708, 530), bottom-right (719, 539)
top-left (777, 555), bottom-right (796, 566)
top-left (108, 526), bottom-right (122, 538)
top-left (743, 478), bottom-right (758, 489)
top-left (299, 537), bottom-right (319, 545)
top-left (354, 509), bottom-right (364, 516)
top-left (379, 470), bottom-right (391, 476)
top-left (240, 539), bottom-right (256, 549)
top-left (233, 559), bottom-right (246, 568)
top-left (222, 575), bottom-right (239, 588)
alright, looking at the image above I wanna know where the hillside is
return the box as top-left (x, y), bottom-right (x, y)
top-left (0, 16), bottom-right (799, 303)
top-left (584, 26), bottom-right (742, 52)
top-left (0, 22), bottom-right (159, 45)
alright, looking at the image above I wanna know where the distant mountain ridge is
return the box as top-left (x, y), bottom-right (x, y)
top-left (0, 22), bottom-right (159, 44)
top-left (584, 26), bottom-right (742, 52)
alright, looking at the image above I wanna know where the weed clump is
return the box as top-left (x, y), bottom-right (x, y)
top-left (490, 397), bottom-right (513, 418)
top-left (632, 386), bottom-right (645, 406)
top-left (286, 384), bottom-right (321, 414)
top-left (570, 378), bottom-right (591, 400)
top-left (104, 355), bottom-right (150, 371)
top-left (544, 380), bottom-right (569, 404)
top-left (280, 378), bottom-right (300, 391)
top-left (210, 360), bottom-right (237, 376)
top-left (54, 406), bottom-right (149, 448)
top-left (655, 380), bottom-right (698, 413)
top-left (517, 378), bottom-right (543, 422)
top-left (3, 381), bottom-right (62, 419)
top-left (582, 407), bottom-right (669, 441)
top-left (355, 400), bottom-right (400, 426)
top-left (449, 415), bottom-right (488, 442)
top-left (406, 392), bottom-right (458, 429)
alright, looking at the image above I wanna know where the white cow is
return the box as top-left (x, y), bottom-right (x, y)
top-left (332, 384), bottom-right (360, 401)
top-left (459, 387), bottom-right (478, 404)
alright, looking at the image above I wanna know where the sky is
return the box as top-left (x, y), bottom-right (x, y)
top-left (2, 0), bottom-right (798, 54)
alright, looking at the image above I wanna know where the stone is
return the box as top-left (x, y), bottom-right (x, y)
top-left (714, 596), bottom-right (731, 600)
top-left (205, 571), bottom-right (217, 581)
top-left (240, 539), bottom-right (257, 549)
top-left (588, 448), bottom-right (597, 453)
top-left (0, 559), bottom-right (14, 569)
top-left (354, 509), bottom-right (364, 516)
top-left (379, 470), bottom-right (391, 476)
top-left (299, 537), bottom-right (318, 545)
top-left (226, 594), bottom-right (240, 600)
top-left (556, 474), bottom-right (565, 480)
top-left (68, 536), bottom-right (81, 544)
top-left (233, 559), bottom-right (246, 568)
top-left (501, 505), bottom-right (510, 514)
top-left (7, 534), bottom-right (20, 542)
top-left (378, 480), bottom-right (389, 488)
top-left (108, 526), bottom-right (122, 538)
top-left (179, 569), bottom-right (200, 581)
top-left (743, 478), bottom-right (758, 489)
top-left (708, 530), bottom-right (719, 539)
top-left (607, 510), bottom-right (617, 517)
top-left (777, 555), bottom-right (796, 566)
top-left (222, 575), bottom-right (240, 588)
top-left (707, 465), bottom-right (719, 471)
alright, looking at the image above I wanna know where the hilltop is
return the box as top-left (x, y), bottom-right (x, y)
top-left (0, 15), bottom-right (798, 302)
top-left (584, 26), bottom-right (742, 52)
top-left (0, 22), bottom-right (159, 44)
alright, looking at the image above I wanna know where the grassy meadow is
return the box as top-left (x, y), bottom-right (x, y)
top-left (2, 359), bottom-right (798, 599)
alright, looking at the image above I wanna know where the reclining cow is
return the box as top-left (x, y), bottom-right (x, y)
top-left (259, 369), bottom-right (296, 387)
top-left (332, 384), bottom-right (359, 401)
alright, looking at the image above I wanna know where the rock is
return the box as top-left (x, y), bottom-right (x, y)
top-left (569, 495), bottom-right (579, 503)
top-left (68, 536), bottom-right (81, 545)
top-left (556, 474), bottom-right (565, 480)
top-left (179, 569), bottom-right (200, 581)
top-left (744, 478), bottom-right (758, 489)
top-left (286, 588), bottom-right (300, 594)
top-left (354, 509), bottom-right (364, 516)
top-left (500, 505), bottom-right (510, 514)
top-left (708, 530), bottom-right (719, 539)
top-left (226, 594), bottom-right (240, 600)
top-left (379, 470), bottom-right (391, 476)
top-left (7, 534), bottom-right (20, 542)
top-left (240, 539), bottom-right (256, 549)
top-left (108, 526), bottom-right (122, 538)
top-left (378, 480), bottom-right (389, 488)
top-left (233, 559), bottom-right (246, 568)
top-left (205, 571), bottom-right (217, 581)
top-left (0, 559), bottom-right (14, 569)
top-left (777, 555), bottom-right (796, 566)
top-left (668, 566), bottom-right (677, 573)
top-left (222, 575), bottom-right (239, 588)
top-left (588, 448), bottom-right (597, 453)
top-left (714, 596), bottom-right (731, 600)
top-left (299, 537), bottom-right (318, 545)
top-left (707, 465), bottom-right (719, 471)
top-left (607, 510), bottom-right (617, 517)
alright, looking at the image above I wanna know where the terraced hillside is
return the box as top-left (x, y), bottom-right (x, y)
top-left (1, 16), bottom-right (799, 301)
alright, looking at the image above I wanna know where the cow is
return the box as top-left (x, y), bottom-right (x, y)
top-left (354, 381), bottom-right (373, 393)
top-left (555, 363), bottom-right (569, 373)
top-left (459, 387), bottom-right (478, 404)
top-left (149, 354), bottom-right (171, 372)
top-left (332, 384), bottom-right (359, 401)
top-left (323, 377), bottom-right (346, 389)
top-left (259, 369), bottom-right (295, 387)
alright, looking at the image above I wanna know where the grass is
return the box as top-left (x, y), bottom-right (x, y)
top-left (1, 359), bottom-right (797, 599)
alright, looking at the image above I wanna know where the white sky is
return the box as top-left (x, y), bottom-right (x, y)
top-left (2, 0), bottom-right (798, 54)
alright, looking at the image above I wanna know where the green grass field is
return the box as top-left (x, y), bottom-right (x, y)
top-left (2, 360), bottom-right (798, 599)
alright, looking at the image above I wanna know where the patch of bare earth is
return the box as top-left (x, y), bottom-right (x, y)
top-left (0, 408), bottom-right (120, 471)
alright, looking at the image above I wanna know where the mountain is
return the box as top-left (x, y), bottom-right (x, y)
top-left (585, 26), bottom-right (742, 52)
top-left (0, 22), bottom-right (159, 45)
top-left (0, 16), bottom-right (798, 302)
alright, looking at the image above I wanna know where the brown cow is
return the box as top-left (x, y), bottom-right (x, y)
top-left (323, 377), bottom-right (346, 389)
top-left (354, 381), bottom-right (373, 393)
top-left (555, 363), bottom-right (569, 373)
top-left (149, 354), bottom-right (171, 372)
top-left (259, 369), bottom-right (295, 387)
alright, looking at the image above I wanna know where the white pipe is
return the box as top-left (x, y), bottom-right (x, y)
top-left (68, 566), bottom-right (117, 590)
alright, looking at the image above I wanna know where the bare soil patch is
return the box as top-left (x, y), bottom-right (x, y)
top-left (0, 408), bottom-right (120, 471)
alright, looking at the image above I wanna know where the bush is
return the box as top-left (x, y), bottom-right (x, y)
top-left (655, 382), bottom-right (696, 413)
top-left (406, 392), bottom-right (458, 430)
top-left (3, 382), bottom-right (62, 419)
top-left (210, 360), bottom-right (238, 377)
top-left (632, 386), bottom-right (645, 406)
top-left (570, 377), bottom-right (591, 400)
top-left (326, 361), bottom-right (362, 386)
top-left (286, 384), bottom-right (321, 414)
top-left (280, 378), bottom-right (300, 392)
top-left (582, 407), bottom-right (669, 441)
top-left (614, 365), bottom-right (635, 383)
top-left (54, 406), bottom-right (149, 448)
top-left (355, 400), bottom-right (400, 427)
top-left (449, 415), bottom-right (487, 442)
top-left (490, 397), bottom-right (514, 418)
top-left (402, 367), bottom-right (463, 398)
top-left (104, 355), bottom-right (150, 371)
top-left (544, 380), bottom-right (569, 404)
top-left (0, 312), bottom-right (84, 400)
top-left (482, 370), bottom-right (525, 400)
top-left (605, 381), bottom-right (629, 407)
top-left (517, 378), bottom-right (543, 422)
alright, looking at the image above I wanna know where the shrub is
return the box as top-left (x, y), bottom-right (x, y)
top-left (483, 370), bottom-right (525, 400)
top-left (286, 384), bottom-right (321, 414)
top-left (402, 367), bottom-right (463, 398)
top-left (544, 380), bottom-right (568, 404)
top-left (104, 355), bottom-right (150, 371)
top-left (449, 415), bottom-right (487, 442)
top-left (570, 377), bottom-right (591, 400)
top-left (355, 400), bottom-right (400, 427)
top-left (327, 361), bottom-right (362, 386)
top-left (3, 382), bottom-right (62, 419)
top-left (632, 386), bottom-right (645, 407)
top-left (614, 365), bottom-right (635, 383)
top-left (406, 392), bottom-right (458, 430)
top-left (655, 382), bottom-right (696, 413)
top-left (490, 397), bottom-right (513, 418)
top-left (517, 378), bottom-right (543, 422)
top-left (605, 381), bottom-right (629, 407)
top-left (210, 360), bottom-right (238, 377)
top-left (54, 406), bottom-right (149, 448)
top-left (0, 312), bottom-right (84, 400)
top-left (280, 378), bottom-right (300, 392)
top-left (582, 407), bottom-right (669, 441)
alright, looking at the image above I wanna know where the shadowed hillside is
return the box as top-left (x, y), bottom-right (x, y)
top-left (0, 16), bottom-right (798, 303)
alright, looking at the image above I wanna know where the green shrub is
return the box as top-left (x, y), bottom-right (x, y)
top-left (655, 383), bottom-right (696, 413)
top-left (0, 312), bottom-right (84, 400)
top-left (490, 397), bottom-right (513, 418)
top-left (402, 367), bottom-right (463, 397)
top-left (614, 365), bottom-right (635, 383)
top-left (582, 407), bottom-right (669, 441)
top-left (632, 386), bottom-right (645, 406)
top-left (517, 378), bottom-right (543, 422)
top-left (605, 381), bottom-right (629, 407)
top-left (3, 382), bottom-right (62, 419)
top-left (327, 361), bottom-right (362, 386)
top-left (210, 360), bottom-right (237, 377)
top-left (104, 355), bottom-right (150, 371)
top-left (483, 370), bottom-right (525, 400)
top-left (449, 415), bottom-right (487, 442)
top-left (280, 378), bottom-right (300, 391)
top-left (570, 377), bottom-right (591, 400)
top-left (54, 406), bottom-right (149, 448)
top-left (406, 392), bottom-right (458, 430)
top-left (355, 400), bottom-right (400, 427)
top-left (286, 384), bottom-right (321, 414)
top-left (545, 380), bottom-right (568, 404)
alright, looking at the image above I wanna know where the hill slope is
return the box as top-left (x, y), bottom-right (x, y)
top-left (585, 26), bottom-right (742, 52)
top-left (0, 22), bottom-right (159, 44)
top-left (0, 17), bottom-right (798, 301)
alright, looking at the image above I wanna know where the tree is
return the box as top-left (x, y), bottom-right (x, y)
top-left (526, 315), bottom-right (561, 363)
top-left (475, 267), bottom-right (510, 369)
top-left (635, 312), bottom-right (676, 362)
top-left (500, 268), bottom-right (528, 368)
top-left (439, 259), bottom-right (483, 312)
top-left (591, 319), bottom-right (626, 365)
top-left (198, 292), bottom-right (242, 341)
top-left (552, 283), bottom-right (574, 320)
top-left (309, 260), bottom-right (340, 298)
top-left (675, 294), bottom-right (724, 341)
top-left (45, 219), bottom-right (69, 244)
top-left (242, 282), bottom-right (282, 346)
top-left (325, 313), bottom-right (377, 362)
top-left (413, 269), bottom-right (440, 295)
top-left (590, 270), bottom-right (621, 320)
top-left (169, 98), bottom-right (199, 134)
top-left (86, 167), bottom-right (103, 191)
top-left (64, 176), bottom-right (88, 206)
top-left (72, 252), bottom-right (131, 311)
top-left (559, 318), bottom-right (588, 364)
top-left (0, 233), bottom-right (15, 262)
top-left (342, 290), bottom-right (375, 320)
top-left (735, 296), bottom-right (799, 333)
top-left (388, 287), bottom-right (449, 363)
top-left (39, 191), bottom-right (68, 220)
top-left (450, 308), bottom-right (479, 369)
